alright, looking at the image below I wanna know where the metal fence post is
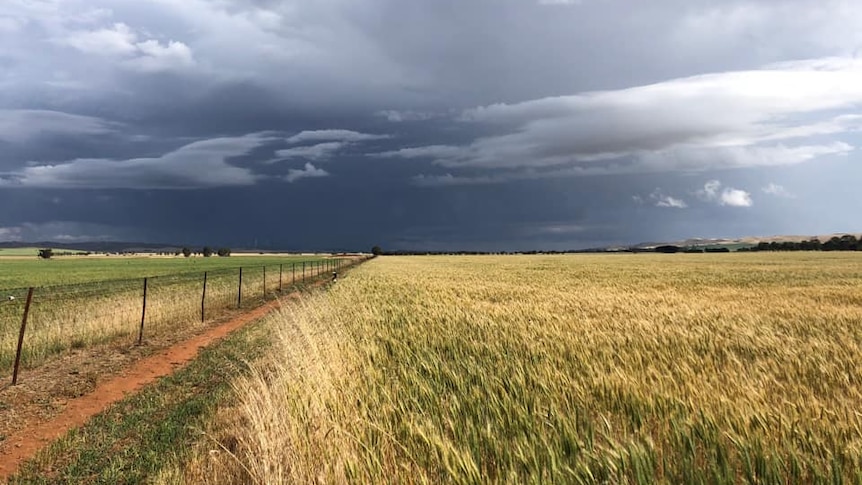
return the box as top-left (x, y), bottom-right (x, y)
top-left (263, 266), bottom-right (267, 297)
top-left (279, 263), bottom-right (283, 291)
top-left (201, 271), bottom-right (208, 323)
top-left (292, 262), bottom-right (295, 285)
top-left (11, 287), bottom-right (35, 385)
top-left (302, 261), bottom-right (306, 281)
top-left (237, 267), bottom-right (243, 308)
top-left (137, 277), bottom-right (148, 345)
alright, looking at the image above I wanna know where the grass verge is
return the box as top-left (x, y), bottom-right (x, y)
top-left (7, 312), bottom-right (276, 484)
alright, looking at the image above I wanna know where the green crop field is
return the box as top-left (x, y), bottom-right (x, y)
top-left (165, 252), bottom-right (862, 484)
top-left (0, 255), bottom-right (330, 289)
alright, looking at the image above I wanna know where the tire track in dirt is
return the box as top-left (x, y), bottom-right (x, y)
top-left (0, 281), bottom-right (326, 481)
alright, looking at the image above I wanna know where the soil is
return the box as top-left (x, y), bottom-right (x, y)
top-left (0, 282), bottom-right (324, 481)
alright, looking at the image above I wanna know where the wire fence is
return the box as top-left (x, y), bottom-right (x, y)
top-left (0, 257), bottom-right (367, 384)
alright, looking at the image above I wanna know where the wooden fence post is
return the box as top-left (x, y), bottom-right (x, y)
top-left (11, 287), bottom-right (35, 385)
top-left (263, 266), bottom-right (267, 297)
top-left (137, 277), bottom-right (148, 346)
top-left (201, 271), bottom-right (208, 323)
top-left (279, 264), bottom-right (283, 291)
top-left (292, 262), bottom-right (295, 285)
top-left (237, 267), bottom-right (243, 308)
top-left (302, 261), bottom-right (305, 281)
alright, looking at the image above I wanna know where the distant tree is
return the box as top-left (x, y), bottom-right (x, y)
top-left (182, 247), bottom-right (192, 258)
top-left (654, 245), bottom-right (680, 254)
top-left (217, 247), bottom-right (232, 257)
top-left (823, 236), bottom-right (842, 251)
top-left (202, 246), bottom-right (213, 257)
top-left (372, 245), bottom-right (383, 256)
top-left (37, 248), bottom-right (53, 259)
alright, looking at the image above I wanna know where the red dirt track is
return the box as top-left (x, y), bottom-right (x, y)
top-left (0, 296), bottom-right (285, 480)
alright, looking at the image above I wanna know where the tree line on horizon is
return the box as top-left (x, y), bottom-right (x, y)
top-left (741, 235), bottom-right (860, 252)
top-left (37, 247), bottom-right (233, 259)
top-left (368, 235), bottom-right (862, 256)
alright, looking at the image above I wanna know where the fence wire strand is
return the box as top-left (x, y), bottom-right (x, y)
top-left (0, 258), bottom-right (365, 382)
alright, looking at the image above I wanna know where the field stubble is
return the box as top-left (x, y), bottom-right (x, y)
top-left (166, 254), bottom-right (862, 483)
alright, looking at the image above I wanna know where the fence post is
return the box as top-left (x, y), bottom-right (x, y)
top-left (292, 262), bottom-right (295, 285)
top-left (279, 263), bottom-right (283, 291)
top-left (237, 267), bottom-right (243, 308)
top-left (303, 261), bottom-right (305, 281)
top-left (11, 287), bottom-right (35, 386)
top-left (263, 266), bottom-right (267, 298)
top-left (201, 271), bottom-right (208, 323)
top-left (137, 277), bottom-right (148, 346)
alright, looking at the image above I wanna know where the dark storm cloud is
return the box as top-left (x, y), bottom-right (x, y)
top-left (0, 0), bottom-right (860, 249)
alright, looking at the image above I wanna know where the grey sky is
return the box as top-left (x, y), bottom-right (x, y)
top-left (0, 0), bottom-right (860, 250)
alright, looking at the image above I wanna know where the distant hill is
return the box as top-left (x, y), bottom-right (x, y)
top-left (629, 232), bottom-right (862, 251)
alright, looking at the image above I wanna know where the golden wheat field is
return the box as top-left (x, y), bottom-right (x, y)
top-left (166, 253), bottom-right (862, 484)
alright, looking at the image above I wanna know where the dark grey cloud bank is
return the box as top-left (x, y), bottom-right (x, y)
top-left (1, 0), bottom-right (860, 250)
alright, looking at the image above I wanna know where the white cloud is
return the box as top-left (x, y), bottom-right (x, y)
top-left (274, 142), bottom-right (345, 161)
top-left (272, 130), bottom-right (389, 163)
top-left (285, 163), bottom-right (329, 183)
top-left (0, 109), bottom-right (117, 142)
top-left (376, 145), bottom-right (465, 162)
top-left (286, 130), bottom-right (389, 144)
top-left (56, 22), bottom-right (138, 55)
top-left (650, 189), bottom-right (687, 209)
top-left (55, 22), bottom-right (195, 72)
top-left (720, 188), bottom-right (753, 207)
top-left (0, 133), bottom-right (270, 189)
top-left (392, 56), bottom-right (862, 180)
top-left (696, 180), bottom-right (753, 207)
top-left (123, 39), bottom-right (195, 72)
top-left (376, 110), bottom-right (439, 122)
top-left (762, 183), bottom-right (795, 198)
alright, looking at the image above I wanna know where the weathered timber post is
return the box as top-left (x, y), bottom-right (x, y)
top-left (137, 278), bottom-right (148, 345)
top-left (11, 287), bottom-right (35, 385)
top-left (201, 271), bottom-right (208, 323)
top-left (237, 267), bottom-right (243, 308)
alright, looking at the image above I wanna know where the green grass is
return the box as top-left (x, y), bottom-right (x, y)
top-left (0, 255), bottom-right (329, 289)
top-left (8, 310), bottom-right (277, 484)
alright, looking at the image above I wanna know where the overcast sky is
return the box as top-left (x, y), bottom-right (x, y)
top-left (1, 0), bottom-right (860, 251)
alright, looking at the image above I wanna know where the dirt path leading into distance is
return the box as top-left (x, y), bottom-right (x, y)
top-left (0, 283), bottom-right (322, 481)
